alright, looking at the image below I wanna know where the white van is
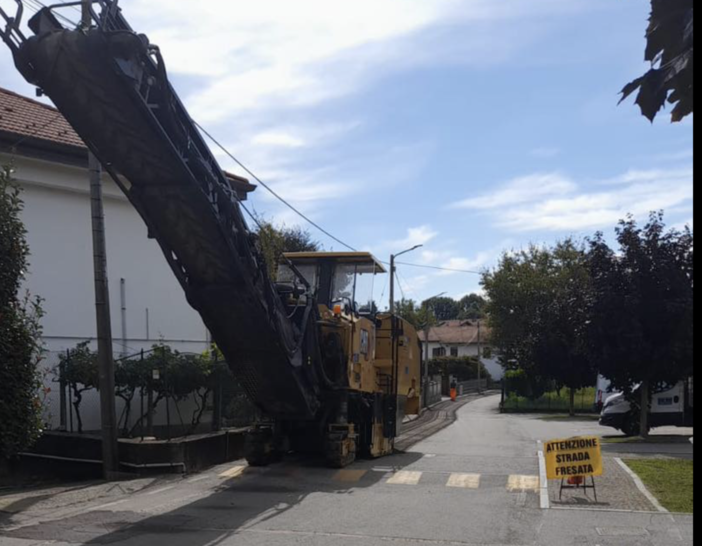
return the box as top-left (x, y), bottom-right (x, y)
top-left (598, 375), bottom-right (694, 436)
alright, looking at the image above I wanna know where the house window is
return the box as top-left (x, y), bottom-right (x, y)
top-left (450, 346), bottom-right (459, 357)
top-left (432, 347), bottom-right (446, 358)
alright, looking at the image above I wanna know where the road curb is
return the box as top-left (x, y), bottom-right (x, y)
top-left (614, 457), bottom-right (669, 513)
top-left (537, 441), bottom-right (550, 510)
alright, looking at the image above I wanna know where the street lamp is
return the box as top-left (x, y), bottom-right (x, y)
top-left (388, 245), bottom-right (423, 426)
top-left (389, 245), bottom-right (423, 314)
top-left (422, 291), bottom-right (446, 409)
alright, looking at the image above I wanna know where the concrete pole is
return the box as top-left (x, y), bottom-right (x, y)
top-left (423, 322), bottom-right (430, 409)
top-left (389, 254), bottom-right (395, 315)
top-left (477, 319), bottom-right (482, 394)
top-left (120, 278), bottom-right (127, 358)
top-left (89, 152), bottom-right (119, 479)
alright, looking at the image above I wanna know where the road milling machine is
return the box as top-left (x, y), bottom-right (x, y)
top-left (1, 0), bottom-right (422, 467)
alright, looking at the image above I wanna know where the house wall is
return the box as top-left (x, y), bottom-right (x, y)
top-left (4, 153), bottom-right (211, 432)
top-left (425, 341), bottom-right (503, 381)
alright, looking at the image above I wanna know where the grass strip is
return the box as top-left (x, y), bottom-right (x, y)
top-left (623, 458), bottom-right (694, 513)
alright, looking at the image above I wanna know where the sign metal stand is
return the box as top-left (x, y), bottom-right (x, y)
top-left (559, 476), bottom-right (598, 502)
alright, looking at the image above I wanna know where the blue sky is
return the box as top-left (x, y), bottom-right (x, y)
top-left (0, 0), bottom-right (693, 304)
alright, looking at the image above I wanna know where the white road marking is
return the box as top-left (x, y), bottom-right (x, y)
top-left (186, 475), bottom-right (210, 483)
top-left (146, 485), bottom-right (176, 496)
top-left (537, 441), bottom-right (550, 509)
top-left (446, 473), bottom-right (480, 489)
top-left (507, 475), bottom-right (540, 492)
top-left (87, 498), bottom-right (131, 511)
top-left (387, 471), bottom-right (423, 485)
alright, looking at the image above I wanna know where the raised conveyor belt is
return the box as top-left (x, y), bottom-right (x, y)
top-left (2, 2), bottom-right (321, 420)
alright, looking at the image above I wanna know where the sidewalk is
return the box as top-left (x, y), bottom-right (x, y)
top-left (549, 456), bottom-right (658, 512)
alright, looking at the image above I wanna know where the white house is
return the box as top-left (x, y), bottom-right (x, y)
top-left (0, 86), bottom-right (254, 433)
top-left (417, 319), bottom-right (503, 381)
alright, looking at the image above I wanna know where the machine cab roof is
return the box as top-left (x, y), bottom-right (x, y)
top-left (277, 252), bottom-right (386, 314)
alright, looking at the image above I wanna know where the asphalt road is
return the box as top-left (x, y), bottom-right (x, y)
top-left (0, 395), bottom-right (693, 546)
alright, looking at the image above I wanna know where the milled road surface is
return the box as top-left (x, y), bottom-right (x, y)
top-left (0, 395), bottom-right (693, 545)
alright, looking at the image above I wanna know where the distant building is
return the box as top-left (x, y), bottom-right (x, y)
top-left (0, 86), bottom-right (255, 432)
top-left (417, 319), bottom-right (503, 380)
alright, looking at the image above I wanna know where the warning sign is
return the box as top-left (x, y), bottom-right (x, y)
top-left (544, 436), bottom-right (603, 480)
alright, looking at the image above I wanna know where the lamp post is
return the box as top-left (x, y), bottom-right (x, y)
top-left (422, 291), bottom-right (446, 409)
top-left (389, 245), bottom-right (423, 315)
top-left (388, 245), bottom-right (422, 434)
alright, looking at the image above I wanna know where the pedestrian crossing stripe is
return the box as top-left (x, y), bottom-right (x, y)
top-left (506, 475), bottom-right (540, 492)
top-left (219, 465), bottom-right (246, 479)
top-left (446, 473), bottom-right (480, 489)
top-left (333, 469), bottom-right (367, 483)
top-left (387, 470), bottom-right (423, 485)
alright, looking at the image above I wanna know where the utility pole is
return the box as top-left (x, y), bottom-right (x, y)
top-left (89, 152), bottom-right (119, 479)
top-left (389, 255), bottom-right (396, 315)
top-left (84, 0), bottom-right (118, 477)
top-left (421, 291), bottom-right (445, 410)
top-left (476, 319), bottom-right (482, 394)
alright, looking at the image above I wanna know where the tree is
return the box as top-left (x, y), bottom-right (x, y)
top-left (481, 245), bottom-right (553, 375)
top-left (620, 0), bottom-right (693, 122)
top-left (457, 293), bottom-right (487, 320)
top-left (481, 241), bottom-right (595, 415)
top-left (587, 213), bottom-right (693, 436)
top-left (529, 241), bottom-right (595, 415)
top-left (422, 296), bottom-right (460, 321)
top-left (395, 298), bottom-right (420, 327)
top-left (114, 356), bottom-right (151, 436)
top-left (0, 165), bottom-right (45, 460)
top-left (254, 218), bottom-right (319, 278)
top-left (57, 342), bottom-right (99, 434)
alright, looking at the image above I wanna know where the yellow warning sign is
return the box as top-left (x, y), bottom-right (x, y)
top-left (544, 436), bottom-right (603, 480)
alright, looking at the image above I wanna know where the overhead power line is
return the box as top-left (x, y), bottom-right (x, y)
top-left (194, 121), bottom-right (358, 253)
top-left (394, 261), bottom-right (482, 275)
top-left (394, 271), bottom-right (407, 301)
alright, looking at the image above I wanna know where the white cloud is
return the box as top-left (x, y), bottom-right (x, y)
top-left (454, 168), bottom-right (693, 233)
top-left (452, 173), bottom-right (577, 210)
top-left (382, 225), bottom-right (439, 253)
top-left (252, 131), bottom-right (306, 148)
top-left (115, 0), bottom-right (591, 124)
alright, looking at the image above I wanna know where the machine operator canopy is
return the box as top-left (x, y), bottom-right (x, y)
top-left (277, 252), bottom-right (386, 314)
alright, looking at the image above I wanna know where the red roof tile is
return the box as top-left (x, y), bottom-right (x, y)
top-left (0, 86), bottom-right (85, 150)
top-left (0, 86), bottom-right (255, 196)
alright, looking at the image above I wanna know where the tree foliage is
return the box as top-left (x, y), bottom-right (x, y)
top-left (57, 342), bottom-right (228, 436)
top-left (423, 296), bottom-right (461, 321)
top-left (620, 0), bottom-right (694, 122)
top-left (0, 165), bottom-right (45, 459)
top-left (254, 218), bottom-right (320, 278)
top-left (482, 240), bottom-right (596, 414)
top-left (395, 293), bottom-right (486, 328)
top-left (457, 293), bottom-right (488, 320)
top-left (586, 213), bottom-right (693, 432)
top-left (57, 341), bottom-right (99, 434)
